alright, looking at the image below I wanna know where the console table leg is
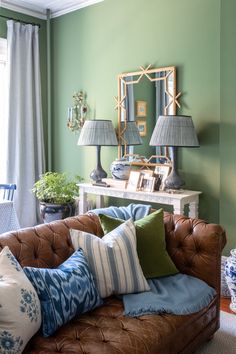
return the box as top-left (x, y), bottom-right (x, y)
top-left (189, 202), bottom-right (198, 218)
top-left (96, 195), bottom-right (104, 208)
top-left (79, 190), bottom-right (87, 215)
top-left (173, 201), bottom-right (184, 216)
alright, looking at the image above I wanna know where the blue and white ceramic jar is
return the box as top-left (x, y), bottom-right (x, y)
top-left (225, 249), bottom-right (236, 313)
top-left (110, 158), bottom-right (131, 180)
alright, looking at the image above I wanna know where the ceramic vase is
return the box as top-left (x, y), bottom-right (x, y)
top-left (225, 249), bottom-right (236, 313)
top-left (110, 159), bottom-right (131, 180)
top-left (40, 202), bottom-right (75, 223)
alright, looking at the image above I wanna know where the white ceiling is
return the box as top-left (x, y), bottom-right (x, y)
top-left (1, 0), bottom-right (104, 19)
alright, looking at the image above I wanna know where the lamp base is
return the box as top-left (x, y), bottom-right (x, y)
top-left (90, 145), bottom-right (107, 182)
top-left (90, 168), bottom-right (107, 182)
top-left (164, 169), bottom-right (184, 190)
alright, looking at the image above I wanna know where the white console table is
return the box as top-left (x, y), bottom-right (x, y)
top-left (78, 179), bottom-right (202, 218)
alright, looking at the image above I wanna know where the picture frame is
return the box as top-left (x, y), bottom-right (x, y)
top-left (126, 171), bottom-right (142, 191)
top-left (141, 176), bottom-right (156, 192)
top-left (136, 100), bottom-right (147, 117)
top-left (154, 165), bottom-right (171, 191)
top-left (139, 169), bottom-right (153, 187)
top-left (140, 169), bottom-right (153, 177)
top-left (136, 120), bottom-right (147, 137)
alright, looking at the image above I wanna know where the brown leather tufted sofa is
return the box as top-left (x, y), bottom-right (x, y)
top-left (0, 211), bottom-right (226, 354)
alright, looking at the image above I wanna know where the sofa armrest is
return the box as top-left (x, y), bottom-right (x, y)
top-left (164, 212), bottom-right (226, 294)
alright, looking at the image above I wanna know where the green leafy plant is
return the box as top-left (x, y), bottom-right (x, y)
top-left (32, 172), bottom-right (83, 204)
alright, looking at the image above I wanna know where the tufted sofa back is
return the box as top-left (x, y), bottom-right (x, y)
top-left (0, 213), bottom-right (102, 268)
top-left (0, 211), bottom-right (226, 294)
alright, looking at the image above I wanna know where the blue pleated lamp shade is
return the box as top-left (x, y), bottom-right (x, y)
top-left (120, 121), bottom-right (143, 146)
top-left (77, 120), bottom-right (118, 146)
top-left (149, 115), bottom-right (199, 147)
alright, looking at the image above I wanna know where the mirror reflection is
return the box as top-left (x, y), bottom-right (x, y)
top-left (117, 65), bottom-right (180, 160)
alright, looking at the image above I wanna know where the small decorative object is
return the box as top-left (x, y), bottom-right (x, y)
top-left (67, 91), bottom-right (89, 132)
top-left (32, 172), bottom-right (83, 223)
top-left (126, 171), bottom-right (142, 191)
top-left (225, 249), bottom-right (236, 313)
top-left (77, 120), bottom-right (118, 182)
top-left (136, 120), bottom-right (147, 137)
top-left (136, 100), bottom-right (147, 117)
top-left (110, 158), bottom-right (131, 180)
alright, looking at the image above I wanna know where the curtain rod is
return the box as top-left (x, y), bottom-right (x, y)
top-left (0, 14), bottom-right (41, 28)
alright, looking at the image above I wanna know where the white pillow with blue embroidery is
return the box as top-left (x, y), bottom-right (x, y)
top-left (24, 248), bottom-right (102, 337)
top-left (0, 246), bottom-right (41, 354)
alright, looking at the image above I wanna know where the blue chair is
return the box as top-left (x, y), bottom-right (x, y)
top-left (0, 184), bottom-right (17, 201)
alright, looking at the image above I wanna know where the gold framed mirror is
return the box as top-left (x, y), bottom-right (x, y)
top-left (116, 64), bottom-right (181, 160)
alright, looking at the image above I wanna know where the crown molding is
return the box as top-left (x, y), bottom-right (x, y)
top-left (1, 1), bottom-right (47, 19)
top-left (51, 0), bottom-right (104, 18)
top-left (1, 0), bottom-right (104, 20)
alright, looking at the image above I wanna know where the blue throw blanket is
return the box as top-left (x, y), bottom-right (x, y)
top-left (123, 273), bottom-right (216, 316)
top-left (91, 203), bottom-right (151, 221)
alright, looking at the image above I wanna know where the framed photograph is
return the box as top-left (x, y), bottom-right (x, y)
top-left (154, 165), bottom-right (171, 191)
top-left (126, 171), bottom-right (141, 191)
top-left (141, 176), bottom-right (155, 192)
top-left (140, 169), bottom-right (153, 177)
top-left (138, 169), bottom-right (153, 188)
top-left (136, 120), bottom-right (147, 137)
top-left (136, 100), bottom-right (147, 117)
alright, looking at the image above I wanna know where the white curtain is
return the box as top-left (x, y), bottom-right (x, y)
top-left (6, 20), bottom-right (45, 227)
top-left (0, 38), bottom-right (8, 182)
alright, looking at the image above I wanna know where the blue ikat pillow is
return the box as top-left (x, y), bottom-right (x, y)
top-left (24, 248), bottom-right (102, 337)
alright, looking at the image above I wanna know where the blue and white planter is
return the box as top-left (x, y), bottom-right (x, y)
top-left (110, 159), bottom-right (131, 180)
top-left (225, 249), bottom-right (236, 313)
top-left (39, 202), bottom-right (75, 223)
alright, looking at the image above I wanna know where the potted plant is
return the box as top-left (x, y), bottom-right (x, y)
top-left (32, 172), bottom-right (83, 223)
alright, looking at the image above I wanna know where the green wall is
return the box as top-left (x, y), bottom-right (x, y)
top-left (220, 0), bottom-right (236, 254)
top-left (51, 0), bottom-right (220, 220)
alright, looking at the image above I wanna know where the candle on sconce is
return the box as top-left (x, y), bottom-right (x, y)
top-left (70, 107), bottom-right (74, 122)
top-left (71, 108), bottom-right (73, 120)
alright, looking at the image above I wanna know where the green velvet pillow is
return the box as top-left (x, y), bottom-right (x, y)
top-left (99, 209), bottom-right (178, 278)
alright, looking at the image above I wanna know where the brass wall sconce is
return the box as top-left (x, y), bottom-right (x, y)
top-left (67, 91), bottom-right (89, 132)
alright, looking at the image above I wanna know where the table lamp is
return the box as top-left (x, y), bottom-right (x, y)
top-left (149, 115), bottom-right (199, 189)
top-left (120, 121), bottom-right (143, 147)
top-left (77, 120), bottom-right (118, 182)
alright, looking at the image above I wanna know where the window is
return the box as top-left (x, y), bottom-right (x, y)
top-left (0, 38), bottom-right (8, 182)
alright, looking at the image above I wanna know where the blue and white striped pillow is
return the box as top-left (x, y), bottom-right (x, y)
top-left (70, 219), bottom-right (150, 298)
